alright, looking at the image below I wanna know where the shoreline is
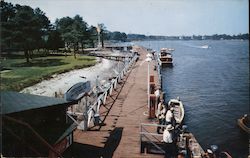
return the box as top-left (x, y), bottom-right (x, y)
top-left (21, 57), bottom-right (124, 97)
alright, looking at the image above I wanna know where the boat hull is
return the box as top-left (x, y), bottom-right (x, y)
top-left (64, 81), bottom-right (91, 101)
top-left (168, 99), bottom-right (185, 124)
top-left (237, 117), bottom-right (250, 134)
top-left (161, 62), bottom-right (173, 67)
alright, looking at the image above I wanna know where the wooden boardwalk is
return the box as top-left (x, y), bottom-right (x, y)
top-left (89, 53), bottom-right (133, 62)
top-left (65, 46), bottom-right (163, 158)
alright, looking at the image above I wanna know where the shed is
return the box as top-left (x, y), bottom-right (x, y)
top-left (1, 91), bottom-right (77, 157)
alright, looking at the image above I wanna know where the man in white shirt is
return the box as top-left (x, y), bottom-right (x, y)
top-left (163, 124), bottom-right (175, 157)
top-left (165, 107), bottom-right (174, 125)
top-left (163, 125), bottom-right (173, 143)
top-left (156, 100), bottom-right (166, 133)
top-left (154, 87), bottom-right (161, 103)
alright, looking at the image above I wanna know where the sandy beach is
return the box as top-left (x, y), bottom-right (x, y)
top-left (21, 57), bottom-right (124, 97)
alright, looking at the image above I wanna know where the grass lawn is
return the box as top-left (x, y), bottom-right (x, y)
top-left (1, 55), bottom-right (96, 91)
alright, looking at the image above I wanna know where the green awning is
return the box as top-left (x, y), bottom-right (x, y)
top-left (1, 91), bottom-right (76, 114)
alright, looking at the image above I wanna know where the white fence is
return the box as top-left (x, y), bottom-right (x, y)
top-left (67, 54), bottom-right (138, 130)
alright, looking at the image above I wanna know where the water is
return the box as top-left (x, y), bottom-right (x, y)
top-left (135, 40), bottom-right (249, 157)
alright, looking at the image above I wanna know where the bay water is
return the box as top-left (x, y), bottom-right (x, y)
top-left (135, 40), bottom-right (249, 157)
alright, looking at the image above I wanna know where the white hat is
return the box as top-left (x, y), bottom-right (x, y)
top-left (207, 149), bottom-right (213, 154)
top-left (166, 124), bottom-right (174, 130)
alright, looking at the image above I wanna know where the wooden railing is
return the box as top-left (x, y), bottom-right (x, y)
top-left (66, 54), bottom-right (138, 130)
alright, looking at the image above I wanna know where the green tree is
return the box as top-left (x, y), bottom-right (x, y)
top-left (108, 31), bottom-right (127, 42)
top-left (73, 15), bottom-right (88, 52)
top-left (33, 8), bottom-right (50, 51)
top-left (46, 29), bottom-right (64, 52)
top-left (1, 2), bottom-right (50, 62)
top-left (87, 25), bottom-right (98, 48)
top-left (0, 1), bottom-right (16, 52)
top-left (12, 5), bottom-right (38, 62)
top-left (56, 15), bottom-right (88, 58)
top-left (55, 17), bottom-right (74, 53)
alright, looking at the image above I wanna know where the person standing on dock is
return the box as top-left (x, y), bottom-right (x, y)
top-left (163, 124), bottom-right (175, 158)
top-left (165, 107), bottom-right (174, 125)
top-left (156, 100), bottom-right (166, 133)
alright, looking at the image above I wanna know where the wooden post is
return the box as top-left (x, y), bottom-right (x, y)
top-left (149, 94), bottom-right (156, 119)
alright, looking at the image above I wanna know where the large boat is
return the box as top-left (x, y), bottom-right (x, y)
top-left (159, 48), bottom-right (173, 66)
top-left (237, 114), bottom-right (250, 134)
top-left (168, 97), bottom-right (185, 124)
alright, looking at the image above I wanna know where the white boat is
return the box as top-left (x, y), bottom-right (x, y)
top-left (201, 45), bottom-right (209, 49)
top-left (237, 114), bottom-right (250, 134)
top-left (167, 48), bottom-right (175, 51)
top-left (159, 48), bottom-right (173, 66)
top-left (64, 81), bottom-right (91, 101)
top-left (168, 97), bottom-right (184, 124)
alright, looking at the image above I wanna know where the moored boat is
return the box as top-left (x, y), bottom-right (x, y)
top-left (201, 45), bottom-right (209, 49)
top-left (237, 114), bottom-right (250, 134)
top-left (168, 97), bottom-right (184, 124)
top-left (177, 131), bottom-right (205, 158)
top-left (64, 81), bottom-right (91, 101)
top-left (159, 48), bottom-right (173, 66)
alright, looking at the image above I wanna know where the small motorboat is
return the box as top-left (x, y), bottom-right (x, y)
top-left (237, 114), bottom-right (250, 134)
top-left (201, 45), bottom-right (209, 49)
top-left (168, 97), bottom-right (184, 124)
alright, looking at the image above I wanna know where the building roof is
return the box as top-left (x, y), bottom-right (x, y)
top-left (55, 123), bottom-right (77, 144)
top-left (1, 91), bottom-right (76, 115)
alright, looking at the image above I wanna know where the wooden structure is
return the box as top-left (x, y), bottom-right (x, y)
top-left (66, 54), bottom-right (138, 130)
top-left (140, 123), bottom-right (205, 157)
top-left (149, 75), bottom-right (157, 119)
top-left (88, 52), bottom-right (133, 62)
top-left (63, 46), bottom-right (164, 158)
top-left (105, 45), bottom-right (133, 51)
top-left (1, 91), bottom-right (77, 157)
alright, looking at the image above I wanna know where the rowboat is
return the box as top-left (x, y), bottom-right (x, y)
top-left (64, 81), bottom-right (91, 101)
top-left (168, 97), bottom-right (184, 124)
top-left (237, 114), bottom-right (250, 134)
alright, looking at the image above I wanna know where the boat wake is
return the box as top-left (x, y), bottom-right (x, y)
top-left (183, 43), bottom-right (210, 49)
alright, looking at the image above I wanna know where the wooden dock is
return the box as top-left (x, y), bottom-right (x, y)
top-left (89, 53), bottom-right (133, 62)
top-left (64, 46), bottom-right (163, 158)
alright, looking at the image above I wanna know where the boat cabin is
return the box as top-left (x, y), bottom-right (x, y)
top-left (159, 48), bottom-right (173, 66)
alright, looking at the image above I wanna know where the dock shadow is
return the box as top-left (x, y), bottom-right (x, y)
top-left (103, 127), bottom-right (123, 158)
top-left (63, 127), bottom-right (123, 158)
top-left (63, 143), bottom-right (103, 158)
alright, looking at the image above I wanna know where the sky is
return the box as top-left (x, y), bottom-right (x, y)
top-left (7, 0), bottom-right (249, 36)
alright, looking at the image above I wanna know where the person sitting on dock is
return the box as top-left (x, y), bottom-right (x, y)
top-left (156, 100), bottom-right (166, 133)
top-left (162, 124), bottom-right (176, 158)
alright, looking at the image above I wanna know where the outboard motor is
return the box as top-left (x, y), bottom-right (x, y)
top-left (210, 144), bottom-right (220, 157)
top-left (182, 125), bottom-right (188, 133)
